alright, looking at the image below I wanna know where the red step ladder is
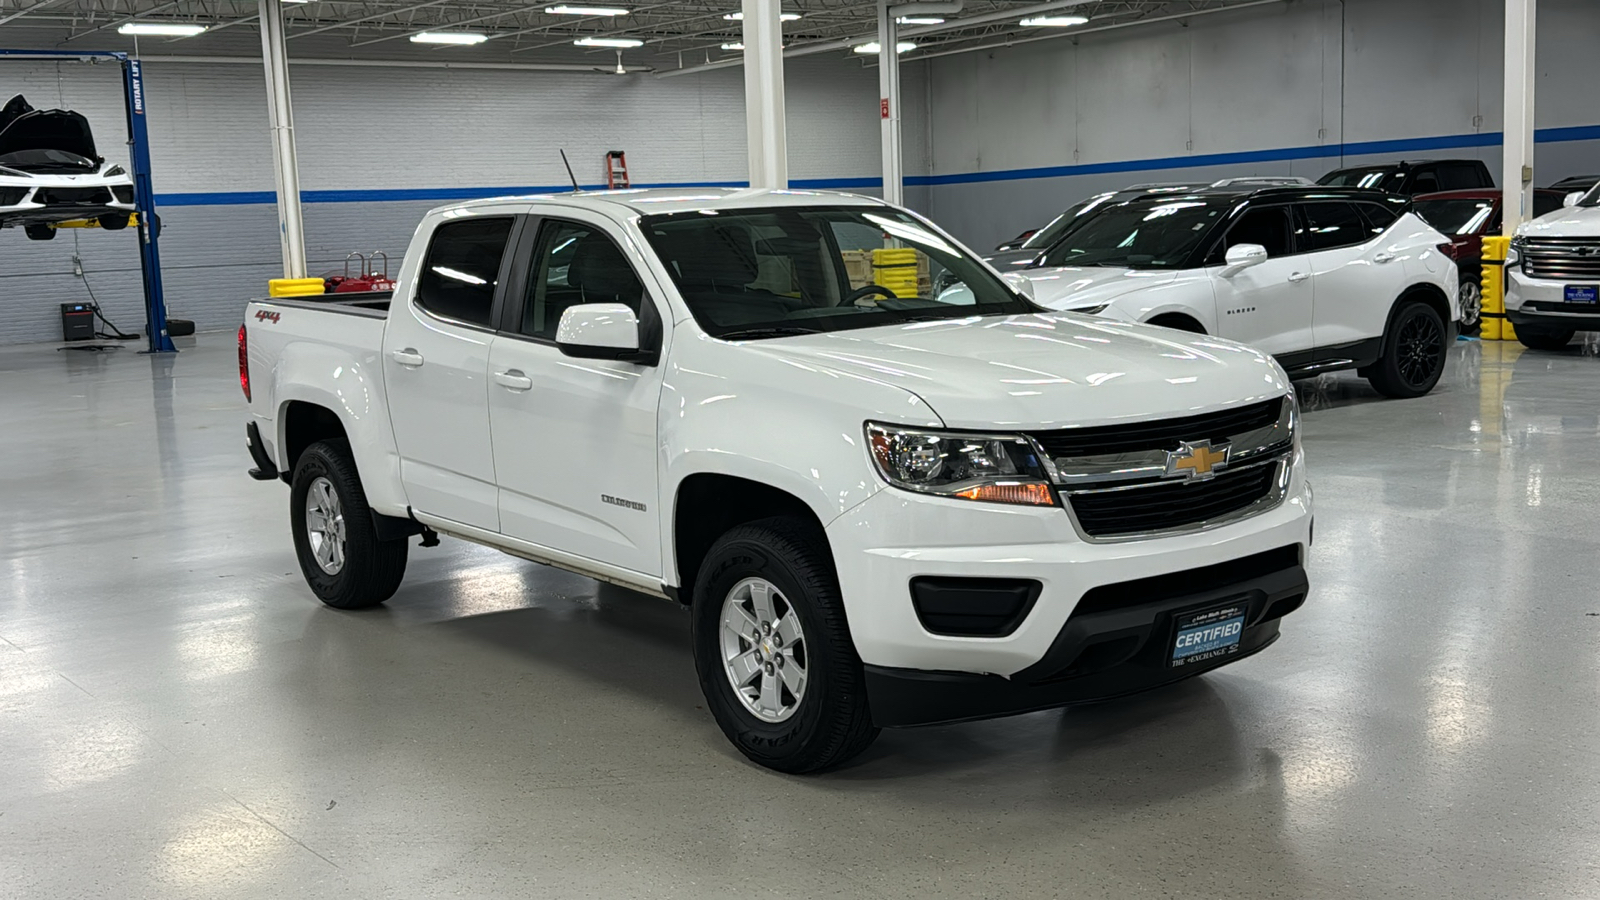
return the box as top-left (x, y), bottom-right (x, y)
top-left (605, 150), bottom-right (630, 189)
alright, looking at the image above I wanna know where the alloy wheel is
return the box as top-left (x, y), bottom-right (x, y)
top-left (304, 476), bottom-right (347, 575)
top-left (1458, 281), bottom-right (1482, 326)
top-left (719, 577), bottom-right (808, 723)
top-left (1396, 312), bottom-right (1445, 387)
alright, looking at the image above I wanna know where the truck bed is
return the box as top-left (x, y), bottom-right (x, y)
top-left (254, 291), bottom-right (393, 318)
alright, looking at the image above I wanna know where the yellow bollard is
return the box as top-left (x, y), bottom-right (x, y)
top-left (1479, 236), bottom-right (1515, 341)
top-left (268, 277), bottom-right (326, 298)
top-left (873, 247), bottom-right (920, 297)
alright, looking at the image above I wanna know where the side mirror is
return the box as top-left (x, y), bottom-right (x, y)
top-left (1222, 243), bottom-right (1269, 274)
top-left (556, 302), bottom-right (656, 363)
top-left (1565, 191), bottom-right (1584, 208)
top-left (1000, 271), bottom-right (1037, 300)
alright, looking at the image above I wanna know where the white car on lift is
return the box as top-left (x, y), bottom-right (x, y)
top-left (0, 95), bottom-right (136, 241)
top-left (1505, 183), bottom-right (1600, 349)
top-left (1013, 184), bottom-right (1460, 398)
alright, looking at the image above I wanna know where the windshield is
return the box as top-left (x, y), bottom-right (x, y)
top-left (1037, 199), bottom-right (1226, 269)
top-left (0, 147), bottom-right (96, 172)
top-left (639, 206), bottom-right (1034, 339)
top-left (1017, 194), bottom-right (1112, 250)
top-left (1318, 167), bottom-right (1404, 191)
top-left (1578, 184), bottom-right (1600, 208)
top-left (1412, 198), bottom-right (1495, 235)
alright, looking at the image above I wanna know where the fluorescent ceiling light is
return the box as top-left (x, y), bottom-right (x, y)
top-left (1020, 14), bottom-right (1088, 26)
top-left (722, 11), bottom-right (800, 20)
top-left (410, 31), bottom-right (487, 44)
top-left (118, 22), bottom-right (207, 36)
top-left (897, 16), bottom-right (943, 24)
top-left (721, 42), bottom-right (743, 50)
top-left (573, 36), bottom-right (643, 47)
top-left (545, 5), bottom-right (629, 15)
top-left (854, 41), bottom-right (915, 54)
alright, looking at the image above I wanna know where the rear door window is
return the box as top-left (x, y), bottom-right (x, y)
top-left (415, 217), bottom-right (515, 327)
top-left (1438, 162), bottom-right (1490, 190)
top-left (1409, 169), bottom-right (1442, 195)
top-left (1300, 202), bottom-right (1374, 251)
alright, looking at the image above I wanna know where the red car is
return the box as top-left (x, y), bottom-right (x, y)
top-left (1412, 188), bottom-right (1565, 328)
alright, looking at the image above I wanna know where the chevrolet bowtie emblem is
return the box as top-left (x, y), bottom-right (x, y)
top-left (1167, 440), bottom-right (1230, 480)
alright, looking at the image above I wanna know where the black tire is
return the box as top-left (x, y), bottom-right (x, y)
top-left (97, 214), bottom-right (130, 231)
top-left (289, 440), bottom-right (407, 609)
top-left (1516, 326), bottom-right (1576, 351)
top-left (24, 224), bottom-right (54, 241)
top-left (1367, 299), bottom-right (1448, 399)
top-left (691, 517), bottom-right (878, 774)
top-left (166, 318), bottom-right (195, 337)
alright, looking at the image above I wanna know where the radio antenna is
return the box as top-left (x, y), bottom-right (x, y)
top-left (559, 150), bottom-right (581, 192)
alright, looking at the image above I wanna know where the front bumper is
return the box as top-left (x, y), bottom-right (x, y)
top-left (1506, 270), bottom-right (1600, 330)
top-left (866, 545), bottom-right (1305, 726)
top-left (825, 453), bottom-right (1313, 725)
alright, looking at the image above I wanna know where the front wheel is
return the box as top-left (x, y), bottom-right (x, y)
top-left (691, 518), bottom-right (878, 774)
top-left (98, 214), bottom-right (130, 231)
top-left (1367, 299), bottom-right (1448, 399)
top-left (289, 440), bottom-right (407, 609)
top-left (1516, 326), bottom-right (1576, 351)
top-left (24, 224), bottom-right (54, 241)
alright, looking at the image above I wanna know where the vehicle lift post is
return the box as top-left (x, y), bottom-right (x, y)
top-left (0, 49), bottom-right (176, 353)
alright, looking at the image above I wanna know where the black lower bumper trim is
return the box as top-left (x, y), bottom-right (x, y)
top-left (865, 549), bottom-right (1308, 728)
top-left (246, 422), bottom-right (280, 482)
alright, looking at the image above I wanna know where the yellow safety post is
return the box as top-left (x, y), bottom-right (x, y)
top-left (268, 277), bottom-right (326, 298)
top-left (873, 247), bottom-right (921, 297)
top-left (1479, 236), bottom-right (1516, 342)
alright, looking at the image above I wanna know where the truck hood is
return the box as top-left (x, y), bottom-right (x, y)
top-left (746, 314), bottom-right (1288, 430)
top-left (1016, 265), bottom-right (1179, 311)
top-left (1517, 205), bottom-right (1600, 238)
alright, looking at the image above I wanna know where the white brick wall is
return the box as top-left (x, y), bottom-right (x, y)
top-left (0, 56), bottom-right (930, 344)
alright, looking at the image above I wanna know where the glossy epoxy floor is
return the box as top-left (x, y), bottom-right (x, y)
top-left (3, 334), bottom-right (1599, 899)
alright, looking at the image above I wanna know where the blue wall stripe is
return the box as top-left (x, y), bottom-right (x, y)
top-left (153, 125), bottom-right (1600, 207)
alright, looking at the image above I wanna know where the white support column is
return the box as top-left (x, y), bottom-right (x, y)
top-left (741, 0), bottom-right (788, 190)
top-left (260, 0), bottom-right (307, 279)
top-left (1502, 0), bottom-right (1536, 236)
top-left (877, 2), bottom-right (904, 207)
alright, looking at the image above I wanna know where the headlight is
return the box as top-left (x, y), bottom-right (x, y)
top-left (866, 423), bottom-right (1056, 506)
top-left (1069, 304), bottom-right (1109, 316)
top-left (104, 165), bottom-right (126, 177)
top-left (1506, 240), bottom-right (1522, 267)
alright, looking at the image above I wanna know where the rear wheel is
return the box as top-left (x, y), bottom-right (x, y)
top-left (1457, 278), bottom-right (1482, 329)
top-left (289, 440), bottom-right (407, 609)
top-left (1367, 300), bottom-right (1447, 398)
top-left (1516, 326), bottom-right (1576, 351)
top-left (691, 518), bottom-right (878, 774)
top-left (24, 224), bottom-right (54, 241)
top-left (98, 214), bottom-right (130, 231)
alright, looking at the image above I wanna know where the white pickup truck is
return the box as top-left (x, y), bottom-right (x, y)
top-left (241, 188), bottom-right (1313, 773)
top-left (1506, 183), bottom-right (1600, 349)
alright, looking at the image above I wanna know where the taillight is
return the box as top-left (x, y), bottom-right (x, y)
top-left (238, 323), bottom-right (251, 402)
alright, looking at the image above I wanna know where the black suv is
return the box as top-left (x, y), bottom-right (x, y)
top-left (1318, 159), bottom-right (1494, 196)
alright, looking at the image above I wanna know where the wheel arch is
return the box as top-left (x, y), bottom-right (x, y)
top-left (1145, 311), bottom-right (1208, 334)
top-left (670, 472), bottom-right (833, 604)
top-left (1395, 282), bottom-right (1453, 331)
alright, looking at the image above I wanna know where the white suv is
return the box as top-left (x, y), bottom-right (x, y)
top-left (1015, 186), bottom-right (1459, 398)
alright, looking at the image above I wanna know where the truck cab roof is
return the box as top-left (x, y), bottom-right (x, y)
top-left (432, 187), bottom-right (887, 220)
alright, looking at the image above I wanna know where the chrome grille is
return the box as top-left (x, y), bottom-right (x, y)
top-left (1027, 396), bottom-right (1295, 541)
top-left (1521, 238), bottom-right (1600, 280)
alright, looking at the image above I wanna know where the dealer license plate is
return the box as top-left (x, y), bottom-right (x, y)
top-left (1170, 603), bottom-right (1247, 668)
top-left (1564, 285), bottom-right (1598, 304)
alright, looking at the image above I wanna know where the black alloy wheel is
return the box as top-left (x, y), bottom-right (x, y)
top-left (1395, 310), bottom-right (1446, 388)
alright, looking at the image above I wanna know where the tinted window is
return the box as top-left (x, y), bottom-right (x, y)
top-left (522, 220), bottom-right (644, 340)
top-left (416, 217), bottom-right (513, 327)
top-left (640, 206), bottom-right (1032, 339)
top-left (1357, 200), bottom-right (1403, 232)
top-left (1042, 199), bottom-right (1226, 269)
top-left (1409, 170), bottom-right (1441, 195)
top-left (1301, 202), bottom-right (1373, 251)
top-left (1412, 198), bottom-right (1494, 235)
top-left (1438, 162), bottom-right (1488, 191)
top-left (1319, 167), bottom-right (1405, 192)
top-left (1219, 206), bottom-right (1293, 259)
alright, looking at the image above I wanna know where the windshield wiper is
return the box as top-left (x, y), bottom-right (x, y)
top-left (717, 325), bottom-right (824, 340)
